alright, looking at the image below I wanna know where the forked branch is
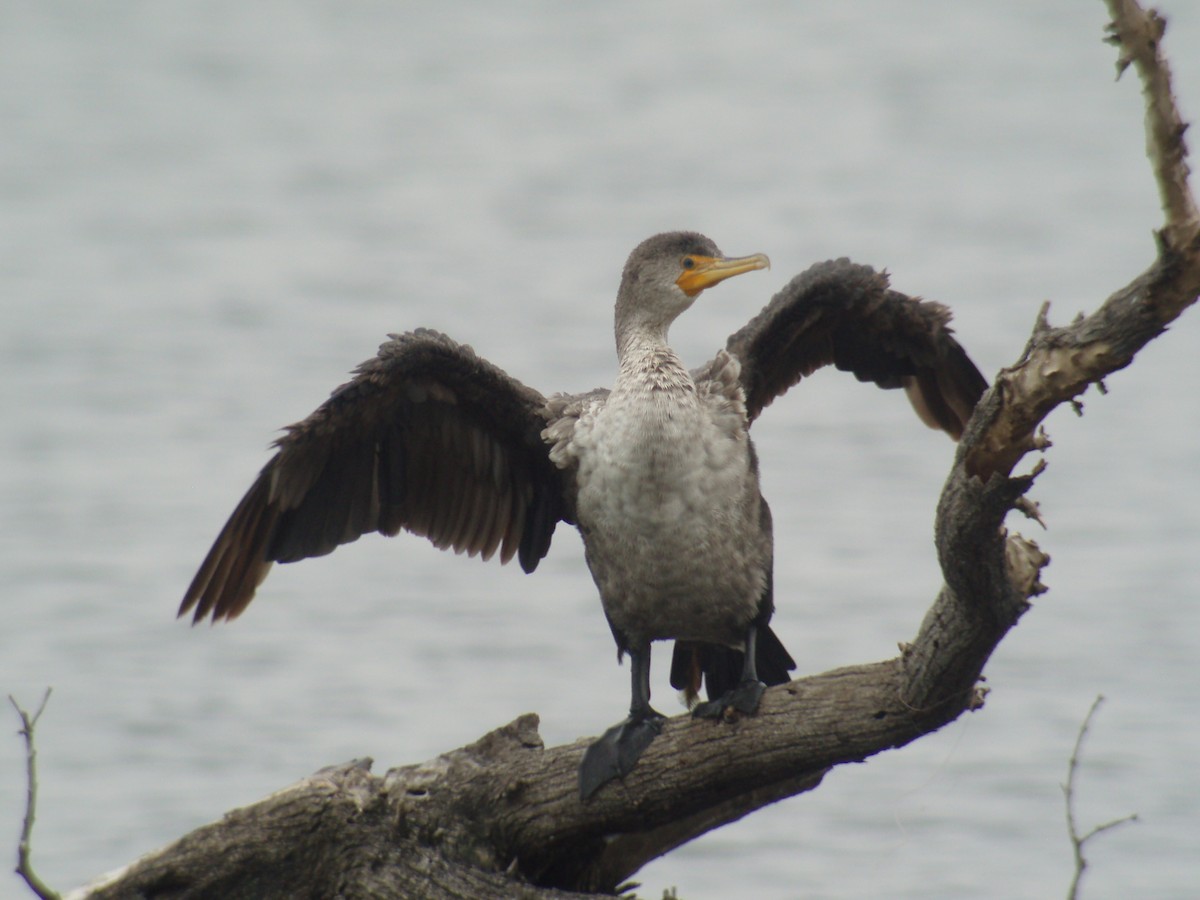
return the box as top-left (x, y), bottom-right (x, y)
top-left (8, 690), bottom-right (60, 900)
top-left (1063, 696), bottom-right (1139, 900)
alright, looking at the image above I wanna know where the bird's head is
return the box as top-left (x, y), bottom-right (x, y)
top-left (616, 232), bottom-right (769, 342)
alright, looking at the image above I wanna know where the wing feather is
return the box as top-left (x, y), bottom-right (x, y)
top-left (724, 259), bottom-right (987, 438)
top-left (180, 329), bottom-right (565, 623)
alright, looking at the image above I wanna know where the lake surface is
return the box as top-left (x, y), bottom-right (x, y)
top-left (2, 2), bottom-right (1198, 897)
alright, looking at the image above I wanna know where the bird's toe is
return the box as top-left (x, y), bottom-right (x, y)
top-left (691, 679), bottom-right (766, 720)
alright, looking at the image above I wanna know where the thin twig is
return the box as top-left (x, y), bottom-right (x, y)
top-left (1063, 695), bottom-right (1139, 900)
top-left (8, 689), bottom-right (61, 900)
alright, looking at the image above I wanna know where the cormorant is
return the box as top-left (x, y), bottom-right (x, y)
top-left (179, 231), bottom-right (986, 799)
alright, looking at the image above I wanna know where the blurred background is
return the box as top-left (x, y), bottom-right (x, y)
top-left (2, 2), bottom-right (1197, 897)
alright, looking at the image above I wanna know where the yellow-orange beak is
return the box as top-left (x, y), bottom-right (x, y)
top-left (675, 252), bottom-right (770, 297)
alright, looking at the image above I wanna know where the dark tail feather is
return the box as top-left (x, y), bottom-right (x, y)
top-left (754, 623), bottom-right (797, 685)
top-left (670, 624), bottom-right (796, 707)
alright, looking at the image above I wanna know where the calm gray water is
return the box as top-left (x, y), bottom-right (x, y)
top-left (3, 2), bottom-right (1198, 897)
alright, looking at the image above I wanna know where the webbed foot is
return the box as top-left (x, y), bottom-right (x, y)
top-left (578, 712), bottom-right (665, 800)
top-left (691, 678), bottom-right (766, 720)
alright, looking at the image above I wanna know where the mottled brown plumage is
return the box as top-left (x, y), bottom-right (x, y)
top-left (181, 331), bottom-right (565, 623)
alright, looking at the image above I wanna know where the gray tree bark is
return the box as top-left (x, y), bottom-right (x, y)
top-left (62, 2), bottom-right (1199, 898)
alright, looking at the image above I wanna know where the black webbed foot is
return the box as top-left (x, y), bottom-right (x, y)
top-left (693, 624), bottom-right (772, 720)
top-left (578, 710), bottom-right (665, 800)
top-left (691, 678), bottom-right (766, 719)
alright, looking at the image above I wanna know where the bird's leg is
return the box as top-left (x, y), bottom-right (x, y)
top-left (578, 643), bottom-right (666, 800)
top-left (692, 624), bottom-right (767, 719)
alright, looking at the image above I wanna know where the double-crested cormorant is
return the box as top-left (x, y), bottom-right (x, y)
top-left (180, 231), bottom-right (986, 799)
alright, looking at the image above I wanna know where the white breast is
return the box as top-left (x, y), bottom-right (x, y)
top-left (569, 370), bottom-right (768, 649)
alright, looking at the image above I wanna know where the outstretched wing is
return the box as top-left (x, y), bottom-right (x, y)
top-left (180, 328), bottom-right (565, 623)
top-left (724, 259), bottom-right (988, 437)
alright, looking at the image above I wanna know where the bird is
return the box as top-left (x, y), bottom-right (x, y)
top-left (179, 231), bottom-right (987, 800)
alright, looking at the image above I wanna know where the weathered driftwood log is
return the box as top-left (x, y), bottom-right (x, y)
top-left (55, 2), bottom-right (1198, 898)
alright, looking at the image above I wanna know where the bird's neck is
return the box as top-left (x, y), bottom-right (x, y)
top-left (616, 320), bottom-right (667, 362)
top-left (614, 299), bottom-right (679, 361)
top-left (614, 322), bottom-right (692, 396)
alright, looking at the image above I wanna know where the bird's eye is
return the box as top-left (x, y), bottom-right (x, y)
top-left (682, 257), bottom-right (695, 269)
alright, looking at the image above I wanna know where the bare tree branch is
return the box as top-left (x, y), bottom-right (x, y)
top-left (967, 0), bottom-right (1200, 484)
top-left (8, 690), bottom-right (60, 900)
top-left (1063, 696), bottom-right (1139, 900)
top-left (1104, 0), bottom-right (1199, 244)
